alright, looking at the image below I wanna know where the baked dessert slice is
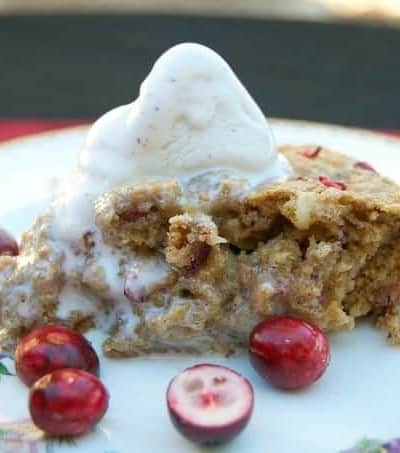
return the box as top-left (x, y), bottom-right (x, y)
top-left (1, 44), bottom-right (399, 356)
top-left (98, 146), bottom-right (400, 356)
top-left (2, 145), bottom-right (400, 356)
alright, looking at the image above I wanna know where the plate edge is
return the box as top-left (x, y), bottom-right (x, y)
top-left (0, 118), bottom-right (399, 149)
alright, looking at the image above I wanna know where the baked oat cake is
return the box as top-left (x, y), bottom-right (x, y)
top-left (80, 146), bottom-right (400, 353)
top-left (1, 44), bottom-right (399, 357)
top-left (1, 144), bottom-right (400, 357)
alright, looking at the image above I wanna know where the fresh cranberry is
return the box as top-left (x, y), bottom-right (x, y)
top-left (167, 364), bottom-right (254, 444)
top-left (354, 161), bottom-right (376, 172)
top-left (29, 369), bottom-right (109, 436)
top-left (0, 228), bottom-right (18, 256)
top-left (319, 176), bottom-right (347, 191)
top-left (249, 317), bottom-right (330, 390)
top-left (15, 325), bottom-right (99, 387)
top-left (297, 147), bottom-right (322, 158)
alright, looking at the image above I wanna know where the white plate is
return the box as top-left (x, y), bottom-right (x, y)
top-left (0, 120), bottom-right (399, 453)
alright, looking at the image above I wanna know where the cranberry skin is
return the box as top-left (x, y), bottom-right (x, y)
top-left (0, 228), bottom-right (18, 256)
top-left (249, 317), bottom-right (330, 390)
top-left (354, 161), bottom-right (376, 172)
top-left (16, 325), bottom-right (100, 387)
top-left (297, 147), bottom-right (321, 159)
top-left (318, 176), bottom-right (347, 191)
top-left (29, 369), bottom-right (109, 436)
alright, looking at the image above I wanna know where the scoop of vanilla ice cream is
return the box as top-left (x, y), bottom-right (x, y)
top-left (53, 43), bottom-right (292, 241)
top-left (80, 43), bottom-right (290, 184)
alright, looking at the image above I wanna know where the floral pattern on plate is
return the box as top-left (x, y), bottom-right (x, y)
top-left (0, 352), bottom-right (13, 378)
top-left (0, 419), bottom-right (45, 453)
top-left (343, 438), bottom-right (400, 452)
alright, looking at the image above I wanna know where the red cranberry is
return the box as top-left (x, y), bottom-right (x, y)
top-left (354, 161), bottom-right (376, 172)
top-left (319, 176), bottom-right (347, 191)
top-left (16, 325), bottom-right (99, 387)
top-left (167, 364), bottom-right (254, 444)
top-left (249, 317), bottom-right (330, 390)
top-left (297, 147), bottom-right (322, 158)
top-left (0, 228), bottom-right (18, 256)
top-left (185, 242), bottom-right (211, 275)
top-left (29, 369), bottom-right (109, 436)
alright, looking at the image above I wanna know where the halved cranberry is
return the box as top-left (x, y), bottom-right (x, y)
top-left (167, 364), bottom-right (254, 444)
top-left (297, 147), bottom-right (322, 158)
top-left (249, 317), bottom-right (330, 390)
top-left (29, 369), bottom-right (109, 436)
top-left (319, 176), bottom-right (347, 191)
top-left (0, 228), bottom-right (18, 256)
top-left (15, 325), bottom-right (99, 387)
top-left (354, 161), bottom-right (376, 172)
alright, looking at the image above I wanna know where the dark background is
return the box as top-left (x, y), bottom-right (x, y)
top-left (1, 14), bottom-right (399, 128)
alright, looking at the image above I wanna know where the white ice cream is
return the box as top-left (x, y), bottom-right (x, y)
top-left (52, 43), bottom-right (291, 241)
top-left (83, 43), bottom-right (289, 184)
